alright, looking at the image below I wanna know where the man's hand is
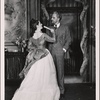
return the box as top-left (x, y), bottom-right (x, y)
top-left (63, 48), bottom-right (66, 53)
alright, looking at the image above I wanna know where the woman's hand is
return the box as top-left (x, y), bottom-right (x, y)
top-left (19, 71), bottom-right (24, 79)
top-left (50, 28), bottom-right (55, 34)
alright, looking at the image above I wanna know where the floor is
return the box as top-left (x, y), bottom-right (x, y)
top-left (5, 77), bottom-right (95, 100)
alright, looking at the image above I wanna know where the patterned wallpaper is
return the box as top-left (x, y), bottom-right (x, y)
top-left (5, 0), bottom-right (27, 43)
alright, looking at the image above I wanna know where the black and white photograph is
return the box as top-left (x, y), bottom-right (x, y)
top-left (0, 0), bottom-right (99, 100)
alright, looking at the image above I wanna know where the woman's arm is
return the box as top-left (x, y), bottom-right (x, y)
top-left (44, 33), bottom-right (56, 42)
top-left (44, 29), bottom-right (56, 42)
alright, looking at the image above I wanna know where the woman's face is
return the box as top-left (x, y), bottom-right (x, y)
top-left (36, 21), bottom-right (43, 30)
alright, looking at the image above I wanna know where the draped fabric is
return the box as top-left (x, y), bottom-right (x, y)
top-left (41, 0), bottom-right (55, 20)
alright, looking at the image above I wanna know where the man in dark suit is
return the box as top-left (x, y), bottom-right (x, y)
top-left (48, 11), bottom-right (71, 99)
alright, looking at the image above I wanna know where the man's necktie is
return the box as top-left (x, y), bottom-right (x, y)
top-left (54, 25), bottom-right (57, 29)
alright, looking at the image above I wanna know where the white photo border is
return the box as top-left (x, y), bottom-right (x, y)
top-left (0, 0), bottom-right (99, 100)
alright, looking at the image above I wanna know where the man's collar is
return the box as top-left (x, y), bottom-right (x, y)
top-left (54, 23), bottom-right (60, 28)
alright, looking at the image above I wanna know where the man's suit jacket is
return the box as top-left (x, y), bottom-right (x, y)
top-left (47, 24), bottom-right (71, 58)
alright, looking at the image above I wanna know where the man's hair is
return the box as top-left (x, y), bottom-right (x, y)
top-left (53, 11), bottom-right (62, 21)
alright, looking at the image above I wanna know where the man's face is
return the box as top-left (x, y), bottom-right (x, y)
top-left (51, 13), bottom-right (59, 24)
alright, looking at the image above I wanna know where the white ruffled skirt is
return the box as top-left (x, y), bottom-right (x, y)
top-left (12, 49), bottom-right (60, 100)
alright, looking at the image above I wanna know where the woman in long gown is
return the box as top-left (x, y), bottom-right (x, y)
top-left (11, 19), bottom-right (60, 100)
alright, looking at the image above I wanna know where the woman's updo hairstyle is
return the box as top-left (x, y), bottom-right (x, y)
top-left (30, 18), bottom-right (39, 31)
top-left (30, 18), bottom-right (39, 36)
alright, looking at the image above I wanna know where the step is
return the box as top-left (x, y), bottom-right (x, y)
top-left (64, 76), bottom-right (82, 83)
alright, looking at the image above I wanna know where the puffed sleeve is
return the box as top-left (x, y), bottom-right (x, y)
top-left (27, 38), bottom-right (37, 51)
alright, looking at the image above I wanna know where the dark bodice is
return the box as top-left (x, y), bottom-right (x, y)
top-left (26, 32), bottom-right (55, 62)
top-left (28, 34), bottom-right (45, 50)
top-left (28, 33), bottom-right (55, 51)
